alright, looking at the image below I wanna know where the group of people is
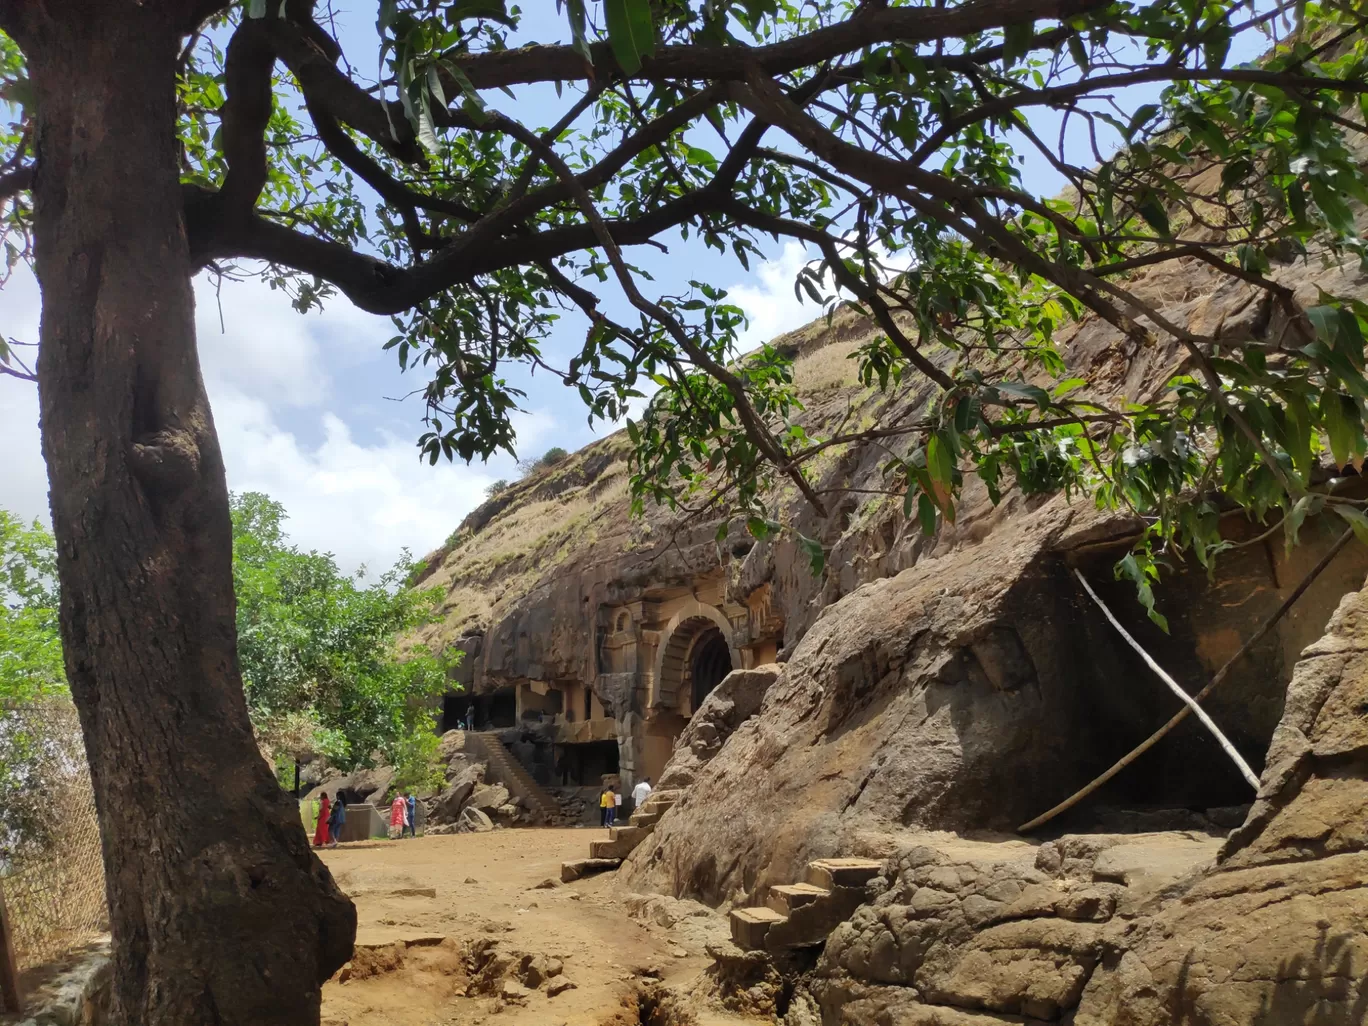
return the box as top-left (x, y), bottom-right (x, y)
top-left (310, 792), bottom-right (346, 848)
top-left (599, 776), bottom-right (652, 827)
top-left (309, 790), bottom-right (419, 847)
top-left (389, 792), bottom-right (418, 839)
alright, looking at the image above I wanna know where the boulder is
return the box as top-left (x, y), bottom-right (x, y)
top-left (428, 761), bottom-right (487, 824)
top-left (303, 763), bottom-right (395, 805)
top-left (466, 783), bottom-right (510, 812)
top-left (437, 728), bottom-right (467, 764)
top-left (655, 664), bottom-right (781, 791)
top-left (1072, 573), bottom-right (1368, 1026)
top-left (457, 807), bottom-right (494, 833)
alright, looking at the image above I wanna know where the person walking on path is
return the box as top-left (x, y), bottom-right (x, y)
top-left (631, 777), bottom-right (652, 814)
top-left (327, 795), bottom-right (346, 848)
top-left (613, 786), bottom-right (622, 825)
top-left (404, 793), bottom-right (417, 838)
top-left (605, 786), bottom-right (619, 827)
top-left (464, 706), bottom-right (475, 731)
top-left (599, 786), bottom-right (612, 827)
top-left (312, 793), bottom-right (331, 848)
top-left (389, 794), bottom-right (408, 840)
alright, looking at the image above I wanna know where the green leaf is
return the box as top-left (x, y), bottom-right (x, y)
top-left (565, 0), bottom-right (593, 64)
top-left (996, 381), bottom-right (1051, 409)
top-left (1310, 178), bottom-right (1356, 236)
top-left (1334, 505), bottom-right (1368, 547)
top-left (797, 533), bottom-right (825, 575)
top-left (1135, 192), bottom-right (1171, 237)
top-left (447, 0), bottom-right (515, 25)
top-left (1115, 552), bottom-right (1169, 632)
top-left (927, 431), bottom-right (955, 491)
top-left (604, 0), bottom-right (656, 75)
top-left (1067, 33), bottom-right (1088, 73)
top-left (917, 492), bottom-right (938, 536)
top-left (1127, 103), bottom-right (1158, 140)
top-left (1002, 20), bottom-right (1035, 67)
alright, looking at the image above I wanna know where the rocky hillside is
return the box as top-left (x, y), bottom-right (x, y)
top-left (408, 170), bottom-right (1368, 1025)
top-left (410, 304), bottom-right (962, 692)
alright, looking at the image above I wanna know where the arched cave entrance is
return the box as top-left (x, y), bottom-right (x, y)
top-left (690, 628), bottom-right (733, 711)
top-left (654, 605), bottom-right (739, 718)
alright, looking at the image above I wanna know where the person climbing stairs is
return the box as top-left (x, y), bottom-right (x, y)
top-left (560, 787), bottom-right (682, 881)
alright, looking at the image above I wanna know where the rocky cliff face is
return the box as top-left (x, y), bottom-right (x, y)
top-left (760, 572), bottom-right (1368, 1026)
top-left (418, 213), bottom-right (1368, 1022)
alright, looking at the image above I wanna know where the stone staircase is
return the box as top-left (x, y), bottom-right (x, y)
top-left (474, 731), bottom-right (561, 821)
top-left (560, 787), bottom-right (682, 881)
top-left (729, 857), bottom-right (884, 952)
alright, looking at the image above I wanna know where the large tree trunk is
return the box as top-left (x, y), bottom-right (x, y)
top-left (19, 8), bottom-right (355, 1024)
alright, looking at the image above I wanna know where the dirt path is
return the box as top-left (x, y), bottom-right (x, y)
top-left (319, 828), bottom-right (748, 1026)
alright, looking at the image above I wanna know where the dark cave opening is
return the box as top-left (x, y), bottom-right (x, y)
top-left (690, 628), bottom-right (733, 711)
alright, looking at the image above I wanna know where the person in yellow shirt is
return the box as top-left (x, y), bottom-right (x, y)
top-left (599, 786), bottom-right (613, 827)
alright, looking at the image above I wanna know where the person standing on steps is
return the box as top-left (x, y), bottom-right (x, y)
top-left (599, 785), bottom-right (612, 827)
top-left (613, 786), bottom-right (623, 825)
top-left (404, 792), bottom-right (417, 838)
top-left (312, 792), bottom-right (331, 848)
top-left (327, 794), bottom-right (346, 848)
top-left (389, 793), bottom-right (408, 840)
top-left (605, 785), bottom-right (619, 827)
top-left (631, 776), bottom-right (652, 815)
top-left (465, 705), bottom-right (476, 732)
top-left (556, 749), bottom-right (570, 786)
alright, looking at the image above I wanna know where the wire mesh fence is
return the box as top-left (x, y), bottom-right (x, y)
top-left (0, 700), bottom-right (107, 970)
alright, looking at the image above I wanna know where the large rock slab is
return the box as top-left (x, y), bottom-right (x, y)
top-left (427, 761), bottom-right (487, 824)
top-left (1073, 575), bottom-right (1368, 1026)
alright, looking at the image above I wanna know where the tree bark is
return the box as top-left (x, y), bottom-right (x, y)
top-left (19, 8), bottom-right (355, 1024)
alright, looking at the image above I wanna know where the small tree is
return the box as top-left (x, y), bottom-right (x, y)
top-left (230, 492), bottom-right (453, 775)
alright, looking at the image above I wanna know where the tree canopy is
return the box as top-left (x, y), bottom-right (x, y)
top-left (230, 492), bottom-right (451, 785)
top-left (5, 0), bottom-right (1368, 607)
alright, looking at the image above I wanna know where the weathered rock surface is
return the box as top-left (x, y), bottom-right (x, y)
top-left (407, 192), bottom-right (1368, 1025)
top-left (465, 783), bottom-right (510, 812)
top-left (655, 664), bottom-right (780, 791)
top-left (1070, 577), bottom-right (1368, 1026)
top-left (456, 806), bottom-right (493, 833)
top-left (753, 575), bottom-right (1368, 1025)
top-left (428, 760), bottom-right (487, 824)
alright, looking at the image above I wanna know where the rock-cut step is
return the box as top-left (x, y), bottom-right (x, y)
top-left (728, 857), bottom-right (884, 952)
top-left (561, 787), bottom-right (684, 880)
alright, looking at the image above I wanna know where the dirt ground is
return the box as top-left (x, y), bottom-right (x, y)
top-left (319, 828), bottom-right (752, 1026)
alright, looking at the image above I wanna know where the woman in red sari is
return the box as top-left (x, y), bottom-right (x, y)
top-left (312, 792), bottom-right (331, 847)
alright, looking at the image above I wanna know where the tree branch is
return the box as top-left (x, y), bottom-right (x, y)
top-left (441, 0), bottom-right (1112, 89)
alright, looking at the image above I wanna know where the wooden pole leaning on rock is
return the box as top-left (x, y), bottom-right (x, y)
top-left (1075, 568), bottom-right (1262, 788)
top-left (1018, 525), bottom-right (1356, 833)
top-left (0, 880), bottom-right (22, 1015)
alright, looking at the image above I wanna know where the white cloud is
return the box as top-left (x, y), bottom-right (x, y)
top-left (0, 265), bottom-right (559, 577)
top-left (727, 240), bottom-right (819, 352)
top-left (0, 267), bottom-right (49, 528)
top-left (213, 390), bottom-right (499, 574)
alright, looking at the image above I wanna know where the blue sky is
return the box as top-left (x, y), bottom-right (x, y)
top-left (0, 1), bottom-right (1271, 575)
